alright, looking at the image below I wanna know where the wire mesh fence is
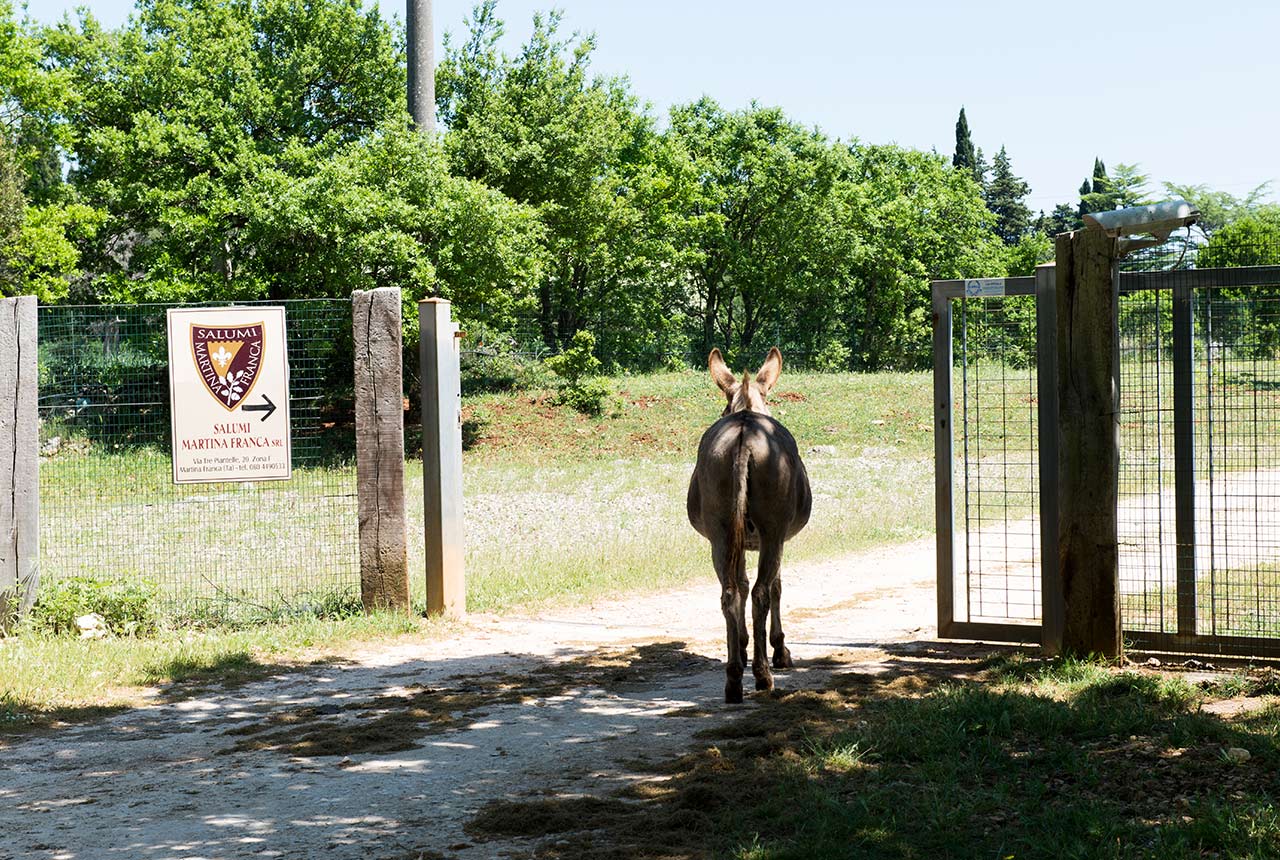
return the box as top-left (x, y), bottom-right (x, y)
top-left (954, 295), bottom-right (1041, 624)
top-left (1117, 287), bottom-right (1176, 634)
top-left (936, 284), bottom-right (1042, 633)
top-left (1117, 263), bottom-right (1280, 655)
top-left (37, 300), bottom-right (359, 619)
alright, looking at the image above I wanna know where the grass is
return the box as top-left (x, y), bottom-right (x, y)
top-left (38, 368), bottom-right (941, 616)
top-left (466, 651), bottom-right (1280, 859)
top-left (0, 611), bottom-right (437, 736)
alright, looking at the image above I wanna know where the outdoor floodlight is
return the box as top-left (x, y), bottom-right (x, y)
top-left (1083, 199), bottom-right (1200, 242)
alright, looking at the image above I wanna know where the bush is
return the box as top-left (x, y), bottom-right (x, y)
top-left (545, 331), bottom-right (612, 416)
top-left (28, 576), bottom-right (159, 637)
top-left (812, 340), bottom-right (852, 372)
top-left (556, 377), bottom-right (613, 417)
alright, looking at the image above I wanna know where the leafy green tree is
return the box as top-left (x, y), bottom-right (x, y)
top-left (44, 0), bottom-right (406, 299)
top-left (438, 3), bottom-right (697, 363)
top-left (0, 0), bottom-right (72, 203)
top-left (668, 98), bottom-right (855, 360)
top-left (842, 143), bottom-right (1006, 369)
top-left (983, 146), bottom-right (1031, 245)
top-left (233, 128), bottom-right (545, 326)
top-left (1164, 181), bottom-right (1272, 236)
top-left (1196, 210), bottom-right (1280, 356)
top-left (1197, 209), bottom-right (1280, 268)
top-left (1039, 203), bottom-right (1082, 237)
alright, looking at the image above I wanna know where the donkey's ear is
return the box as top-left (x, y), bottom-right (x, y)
top-left (756, 347), bottom-right (783, 394)
top-left (708, 349), bottom-right (736, 394)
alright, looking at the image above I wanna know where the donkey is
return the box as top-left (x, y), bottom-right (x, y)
top-left (687, 347), bottom-right (812, 703)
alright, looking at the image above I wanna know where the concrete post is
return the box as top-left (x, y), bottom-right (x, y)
top-left (407, 0), bottom-right (435, 133)
top-left (419, 298), bottom-right (464, 616)
top-left (353, 289), bottom-right (409, 612)
top-left (1, 296), bottom-right (38, 630)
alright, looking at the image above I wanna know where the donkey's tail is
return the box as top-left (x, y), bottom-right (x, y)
top-left (727, 430), bottom-right (751, 581)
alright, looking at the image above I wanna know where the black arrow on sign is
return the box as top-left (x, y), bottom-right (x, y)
top-left (243, 394), bottom-right (277, 422)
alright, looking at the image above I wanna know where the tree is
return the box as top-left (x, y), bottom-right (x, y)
top-left (43, 0), bottom-right (406, 300)
top-left (438, 3), bottom-right (697, 362)
top-left (668, 98), bottom-right (854, 361)
top-left (1196, 209), bottom-right (1280, 357)
top-left (1197, 209), bottom-right (1280, 269)
top-left (843, 143), bottom-right (1006, 368)
top-left (1040, 203), bottom-right (1082, 237)
top-left (952, 107), bottom-right (982, 185)
top-left (983, 146), bottom-right (1032, 245)
top-left (231, 128), bottom-right (545, 326)
top-left (1163, 181), bottom-right (1272, 236)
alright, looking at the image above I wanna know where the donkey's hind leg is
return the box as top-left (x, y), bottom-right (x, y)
top-left (712, 537), bottom-right (748, 703)
top-left (769, 566), bottom-right (793, 669)
top-left (750, 539), bottom-right (786, 691)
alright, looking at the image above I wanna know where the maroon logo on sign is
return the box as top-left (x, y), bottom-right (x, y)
top-left (189, 322), bottom-right (266, 411)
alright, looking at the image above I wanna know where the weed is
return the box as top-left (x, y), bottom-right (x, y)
top-left (28, 575), bottom-right (159, 637)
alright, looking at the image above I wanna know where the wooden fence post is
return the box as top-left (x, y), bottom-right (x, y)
top-left (353, 288), bottom-right (409, 612)
top-left (1055, 228), bottom-right (1122, 657)
top-left (1, 295), bottom-right (38, 630)
top-left (420, 298), bottom-right (465, 616)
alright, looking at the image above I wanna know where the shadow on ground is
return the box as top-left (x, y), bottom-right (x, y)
top-left (463, 642), bottom-right (1280, 860)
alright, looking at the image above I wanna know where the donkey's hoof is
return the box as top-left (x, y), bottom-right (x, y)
top-left (772, 648), bottom-right (794, 670)
top-left (725, 681), bottom-right (744, 704)
top-left (754, 673), bottom-right (774, 692)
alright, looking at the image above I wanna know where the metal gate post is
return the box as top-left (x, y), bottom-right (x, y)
top-left (420, 298), bottom-right (466, 616)
top-left (1172, 281), bottom-right (1197, 638)
top-left (1035, 264), bottom-right (1063, 654)
top-left (933, 285), bottom-right (957, 638)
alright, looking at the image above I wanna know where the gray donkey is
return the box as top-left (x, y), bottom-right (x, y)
top-left (687, 347), bottom-right (812, 703)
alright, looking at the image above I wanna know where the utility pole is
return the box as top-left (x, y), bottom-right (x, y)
top-left (407, 0), bottom-right (435, 133)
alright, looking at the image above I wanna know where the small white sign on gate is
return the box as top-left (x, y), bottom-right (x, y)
top-left (964, 278), bottom-right (1008, 297)
top-left (166, 306), bottom-right (292, 484)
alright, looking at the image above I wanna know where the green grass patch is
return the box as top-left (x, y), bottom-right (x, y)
top-left (467, 652), bottom-right (1280, 859)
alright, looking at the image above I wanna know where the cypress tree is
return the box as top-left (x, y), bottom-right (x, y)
top-left (952, 107), bottom-right (980, 184)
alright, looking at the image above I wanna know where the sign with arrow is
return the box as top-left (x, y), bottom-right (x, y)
top-left (166, 306), bottom-right (292, 484)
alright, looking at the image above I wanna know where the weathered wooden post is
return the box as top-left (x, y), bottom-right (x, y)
top-left (1, 295), bottom-right (38, 630)
top-left (353, 288), bottom-right (410, 612)
top-left (1054, 228), bottom-right (1122, 657)
top-left (420, 298), bottom-right (465, 616)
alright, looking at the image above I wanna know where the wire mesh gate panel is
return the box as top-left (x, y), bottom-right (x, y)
top-left (1119, 266), bottom-right (1280, 657)
top-left (37, 300), bottom-right (359, 616)
top-left (936, 263), bottom-right (1280, 657)
top-left (933, 277), bottom-right (1044, 643)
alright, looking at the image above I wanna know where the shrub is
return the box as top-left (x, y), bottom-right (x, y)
top-left (28, 576), bottom-right (159, 637)
top-left (545, 331), bottom-right (612, 416)
top-left (813, 339), bottom-right (852, 372)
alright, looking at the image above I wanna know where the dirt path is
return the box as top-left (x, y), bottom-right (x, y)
top-left (0, 539), bottom-right (939, 860)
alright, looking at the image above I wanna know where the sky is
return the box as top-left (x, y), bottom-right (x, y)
top-left (29, 0), bottom-right (1280, 210)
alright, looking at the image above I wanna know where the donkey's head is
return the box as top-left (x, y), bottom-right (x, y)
top-left (709, 347), bottom-right (783, 417)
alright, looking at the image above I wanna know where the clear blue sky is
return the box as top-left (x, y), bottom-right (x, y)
top-left (30, 0), bottom-right (1280, 210)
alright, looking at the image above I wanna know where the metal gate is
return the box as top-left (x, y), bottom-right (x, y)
top-left (935, 263), bottom-right (1280, 657)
